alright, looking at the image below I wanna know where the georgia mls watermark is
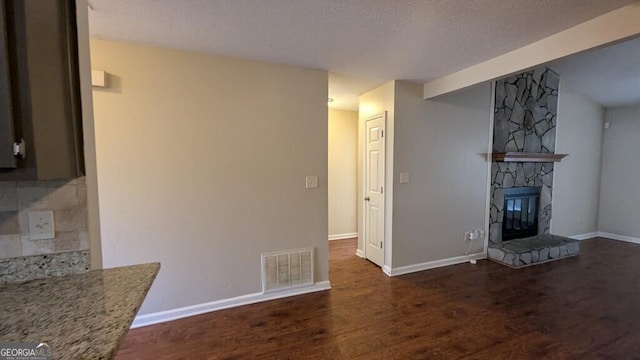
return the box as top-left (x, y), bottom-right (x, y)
top-left (0, 343), bottom-right (52, 360)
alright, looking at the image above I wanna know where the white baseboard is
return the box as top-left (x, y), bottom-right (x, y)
top-left (569, 231), bottom-right (640, 244)
top-left (355, 249), bottom-right (365, 258)
top-left (569, 232), bottom-right (599, 241)
top-left (387, 252), bottom-right (486, 277)
top-left (597, 232), bottom-right (640, 244)
top-left (328, 233), bottom-right (358, 241)
top-left (382, 265), bottom-right (392, 276)
top-left (131, 281), bottom-right (331, 329)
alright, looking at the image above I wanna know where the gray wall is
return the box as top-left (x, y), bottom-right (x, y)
top-left (552, 89), bottom-right (604, 237)
top-left (599, 104), bottom-right (640, 238)
top-left (391, 82), bottom-right (491, 268)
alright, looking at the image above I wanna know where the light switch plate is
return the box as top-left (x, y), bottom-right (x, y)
top-left (306, 176), bottom-right (318, 189)
top-left (28, 210), bottom-right (55, 240)
top-left (400, 172), bottom-right (410, 183)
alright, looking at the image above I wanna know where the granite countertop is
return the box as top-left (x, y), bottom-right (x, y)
top-left (0, 263), bottom-right (160, 359)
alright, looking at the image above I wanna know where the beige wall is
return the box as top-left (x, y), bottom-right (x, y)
top-left (599, 104), bottom-right (640, 238)
top-left (328, 109), bottom-right (358, 239)
top-left (90, 39), bottom-right (328, 314)
top-left (392, 82), bottom-right (491, 268)
top-left (552, 89), bottom-right (604, 237)
top-left (359, 81), bottom-right (395, 269)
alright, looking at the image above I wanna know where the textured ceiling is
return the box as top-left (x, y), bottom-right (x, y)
top-left (88, 0), bottom-right (638, 110)
top-left (548, 36), bottom-right (640, 108)
top-left (328, 73), bottom-right (383, 111)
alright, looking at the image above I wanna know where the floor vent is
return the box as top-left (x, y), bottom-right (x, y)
top-left (262, 248), bottom-right (314, 293)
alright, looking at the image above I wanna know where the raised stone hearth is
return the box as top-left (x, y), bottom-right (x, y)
top-left (487, 235), bottom-right (579, 268)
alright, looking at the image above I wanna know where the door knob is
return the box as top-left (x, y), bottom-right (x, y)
top-left (364, 196), bottom-right (370, 201)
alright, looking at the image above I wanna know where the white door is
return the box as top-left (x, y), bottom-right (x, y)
top-left (364, 113), bottom-right (385, 267)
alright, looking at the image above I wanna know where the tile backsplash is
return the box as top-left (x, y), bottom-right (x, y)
top-left (0, 177), bottom-right (88, 259)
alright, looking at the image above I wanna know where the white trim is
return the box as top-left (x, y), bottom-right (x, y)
top-left (131, 281), bottom-right (331, 329)
top-left (597, 232), bottom-right (640, 245)
top-left (328, 232), bottom-right (358, 241)
top-left (569, 232), bottom-right (640, 244)
top-left (568, 232), bottom-right (599, 241)
top-left (387, 252), bottom-right (486, 277)
top-left (382, 265), bottom-right (392, 276)
top-left (483, 81), bottom-right (496, 255)
top-left (382, 109), bottom-right (394, 273)
top-left (355, 249), bottom-right (365, 258)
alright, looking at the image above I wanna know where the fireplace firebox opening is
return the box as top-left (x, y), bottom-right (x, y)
top-left (502, 186), bottom-right (541, 241)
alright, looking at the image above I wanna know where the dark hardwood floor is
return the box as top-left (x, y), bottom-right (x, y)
top-left (116, 238), bottom-right (640, 359)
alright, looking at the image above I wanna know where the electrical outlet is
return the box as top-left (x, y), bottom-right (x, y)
top-left (399, 172), bottom-right (410, 184)
top-left (464, 232), bottom-right (472, 242)
top-left (28, 210), bottom-right (55, 240)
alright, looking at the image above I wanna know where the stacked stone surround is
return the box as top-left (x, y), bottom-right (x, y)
top-left (489, 163), bottom-right (553, 243)
top-left (486, 67), bottom-right (580, 268)
top-left (489, 67), bottom-right (559, 245)
top-left (487, 235), bottom-right (579, 268)
top-left (493, 67), bottom-right (559, 154)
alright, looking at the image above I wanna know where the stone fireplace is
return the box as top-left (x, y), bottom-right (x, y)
top-left (489, 67), bottom-right (558, 245)
top-left (487, 66), bottom-right (580, 268)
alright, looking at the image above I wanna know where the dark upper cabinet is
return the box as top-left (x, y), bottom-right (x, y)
top-left (0, 3), bottom-right (16, 169)
top-left (0, 0), bottom-right (84, 180)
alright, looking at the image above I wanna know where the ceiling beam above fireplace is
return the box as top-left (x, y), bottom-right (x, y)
top-left (422, 3), bottom-right (640, 99)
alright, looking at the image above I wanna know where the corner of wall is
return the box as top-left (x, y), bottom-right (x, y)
top-left (597, 103), bottom-right (640, 238)
top-left (358, 81), bottom-right (395, 269)
top-left (552, 88), bottom-right (605, 237)
top-left (75, 0), bottom-right (102, 269)
top-left (390, 82), bottom-right (492, 268)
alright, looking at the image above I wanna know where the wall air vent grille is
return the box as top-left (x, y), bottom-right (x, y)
top-left (261, 248), bottom-right (314, 293)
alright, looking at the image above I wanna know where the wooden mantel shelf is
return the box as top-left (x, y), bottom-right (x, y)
top-left (492, 152), bottom-right (568, 163)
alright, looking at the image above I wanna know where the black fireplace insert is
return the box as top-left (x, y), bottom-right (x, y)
top-left (502, 186), bottom-right (541, 241)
